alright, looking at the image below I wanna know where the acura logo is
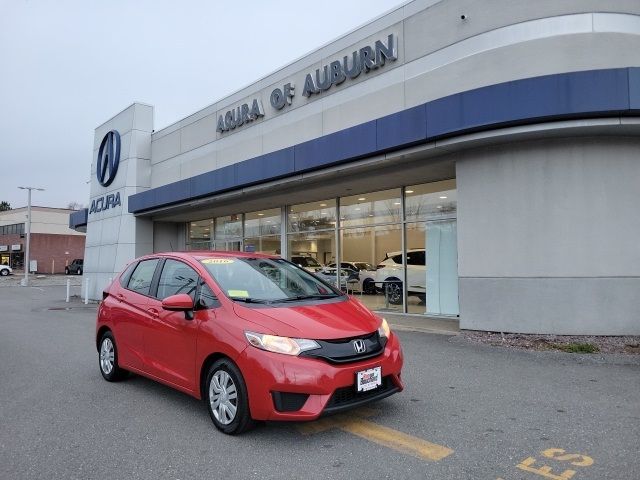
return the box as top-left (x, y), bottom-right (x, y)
top-left (353, 339), bottom-right (366, 354)
top-left (96, 130), bottom-right (121, 187)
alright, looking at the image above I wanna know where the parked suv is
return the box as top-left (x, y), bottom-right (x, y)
top-left (65, 259), bottom-right (83, 275)
top-left (374, 249), bottom-right (426, 305)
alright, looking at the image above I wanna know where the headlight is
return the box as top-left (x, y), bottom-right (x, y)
top-left (378, 318), bottom-right (391, 338)
top-left (245, 331), bottom-right (320, 356)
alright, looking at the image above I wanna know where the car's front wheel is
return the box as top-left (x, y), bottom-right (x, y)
top-left (99, 332), bottom-right (128, 381)
top-left (385, 279), bottom-right (403, 305)
top-left (77, 268), bottom-right (82, 275)
top-left (65, 267), bottom-right (70, 275)
top-left (0, 268), bottom-right (9, 276)
top-left (205, 359), bottom-right (255, 435)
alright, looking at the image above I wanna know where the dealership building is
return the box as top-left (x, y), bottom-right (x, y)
top-left (70, 0), bottom-right (640, 335)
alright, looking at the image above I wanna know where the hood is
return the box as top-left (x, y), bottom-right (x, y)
top-left (233, 297), bottom-right (382, 340)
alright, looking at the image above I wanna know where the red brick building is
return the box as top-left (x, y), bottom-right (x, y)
top-left (0, 207), bottom-right (86, 274)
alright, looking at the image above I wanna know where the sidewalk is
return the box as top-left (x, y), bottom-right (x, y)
top-left (383, 312), bottom-right (459, 335)
top-left (0, 274), bottom-right (84, 287)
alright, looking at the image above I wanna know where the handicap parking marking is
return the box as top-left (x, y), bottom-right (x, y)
top-left (297, 407), bottom-right (454, 462)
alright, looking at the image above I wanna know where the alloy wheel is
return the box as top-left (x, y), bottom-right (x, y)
top-left (100, 337), bottom-right (115, 375)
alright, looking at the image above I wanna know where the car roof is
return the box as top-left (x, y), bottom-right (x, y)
top-left (140, 251), bottom-right (278, 261)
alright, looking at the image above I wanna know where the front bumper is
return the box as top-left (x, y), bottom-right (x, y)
top-left (237, 333), bottom-right (404, 421)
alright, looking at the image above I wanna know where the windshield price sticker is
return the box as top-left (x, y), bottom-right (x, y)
top-left (202, 258), bottom-right (234, 264)
top-left (357, 366), bottom-right (382, 392)
top-left (228, 290), bottom-right (249, 298)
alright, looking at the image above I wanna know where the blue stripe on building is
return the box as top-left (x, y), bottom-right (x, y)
top-left (128, 67), bottom-right (640, 214)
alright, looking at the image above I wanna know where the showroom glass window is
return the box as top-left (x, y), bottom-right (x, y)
top-left (339, 189), bottom-right (403, 312)
top-left (244, 208), bottom-right (281, 254)
top-left (405, 179), bottom-right (458, 315)
top-left (188, 220), bottom-right (213, 250)
top-left (287, 199), bottom-right (336, 271)
top-left (214, 215), bottom-right (242, 251)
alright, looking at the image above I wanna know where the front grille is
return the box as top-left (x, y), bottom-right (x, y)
top-left (325, 376), bottom-right (396, 410)
top-left (272, 391), bottom-right (310, 412)
top-left (300, 332), bottom-right (386, 364)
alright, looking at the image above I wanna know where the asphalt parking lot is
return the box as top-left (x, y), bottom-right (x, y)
top-left (1, 285), bottom-right (639, 480)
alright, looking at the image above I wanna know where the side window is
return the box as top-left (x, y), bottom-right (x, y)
top-left (392, 254), bottom-right (403, 264)
top-left (197, 280), bottom-right (219, 309)
top-left (407, 251), bottom-right (425, 266)
top-left (119, 261), bottom-right (138, 287)
top-left (127, 259), bottom-right (160, 296)
top-left (156, 259), bottom-right (199, 301)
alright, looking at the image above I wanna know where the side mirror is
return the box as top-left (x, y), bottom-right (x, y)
top-left (162, 294), bottom-right (194, 320)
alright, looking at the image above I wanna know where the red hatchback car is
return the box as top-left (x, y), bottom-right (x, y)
top-left (96, 251), bottom-right (404, 434)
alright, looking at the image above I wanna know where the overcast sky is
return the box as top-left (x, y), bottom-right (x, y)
top-left (0, 0), bottom-right (401, 210)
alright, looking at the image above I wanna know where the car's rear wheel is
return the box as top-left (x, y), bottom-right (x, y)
top-left (65, 267), bottom-right (70, 275)
top-left (205, 359), bottom-right (255, 435)
top-left (77, 268), bottom-right (82, 275)
top-left (99, 332), bottom-right (128, 381)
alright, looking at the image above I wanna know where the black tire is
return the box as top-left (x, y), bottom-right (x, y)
top-left (65, 268), bottom-right (70, 275)
top-left (385, 279), bottom-right (403, 305)
top-left (362, 278), bottom-right (376, 295)
top-left (98, 331), bottom-right (128, 382)
top-left (77, 268), bottom-right (82, 275)
top-left (0, 269), bottom-right (9, 276)
top-left (205, 359), bottom-right (255, 435)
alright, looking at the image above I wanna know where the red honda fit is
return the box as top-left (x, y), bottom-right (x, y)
top-left (96, 251), bottom-right (403, 434)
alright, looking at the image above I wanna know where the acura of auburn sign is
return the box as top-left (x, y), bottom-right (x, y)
top-left (216, 34), bottom-right (398, 134)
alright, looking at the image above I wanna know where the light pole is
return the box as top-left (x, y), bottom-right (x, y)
top-left (18, 186), bottom-right (45, 287)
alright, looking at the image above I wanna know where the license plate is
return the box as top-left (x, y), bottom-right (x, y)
top-left (356, 366), bottom-right (382, 392)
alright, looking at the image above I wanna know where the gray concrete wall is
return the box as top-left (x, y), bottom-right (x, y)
top-left (84, 103), bottom-right (154, 299)
top-left (456, 137), bottom-right (640, 334)
top-left (148, 1), bottom-right (640, 190)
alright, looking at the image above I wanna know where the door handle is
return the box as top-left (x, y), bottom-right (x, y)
top-left (147, 308), bottom-right (159, 319)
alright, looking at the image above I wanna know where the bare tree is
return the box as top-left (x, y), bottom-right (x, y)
top-left (67, 201), bottom-right (84, 210)
top-left (0, 201), bottom-right (11, 211)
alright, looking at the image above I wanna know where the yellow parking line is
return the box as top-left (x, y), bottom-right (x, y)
top-left (340, 418), bottom-right (454, 462)
top-left (298, 409), bottom-right (454, 462)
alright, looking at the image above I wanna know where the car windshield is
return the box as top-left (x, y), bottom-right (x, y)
top-left (200, 257), bottom-right (341, 303)
top-left (354, 262), bottom-right (375, 271)
top-left (296, 257), bottom-right (321, 267)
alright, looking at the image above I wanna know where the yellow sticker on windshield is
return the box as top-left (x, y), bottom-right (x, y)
top-left (228, 290), bottom-right (249, 297)
top-left (202, 258), bottom-right (234, 264)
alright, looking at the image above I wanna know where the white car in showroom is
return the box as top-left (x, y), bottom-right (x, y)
top-left (374, 249), bottom-right (426, 305)
top-left (0, 264), bottom-right (13, 276)
top-left (326, 262), bottom-right (377, 294)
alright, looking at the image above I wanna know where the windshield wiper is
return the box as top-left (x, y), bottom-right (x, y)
top-left (276, 294), bottom-right (339, 303)
top-left (229, 297), bottom-right (272, 304)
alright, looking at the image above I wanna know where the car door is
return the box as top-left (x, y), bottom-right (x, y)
top-left (113, 258), bottom-right (160, 370)
top-left (144, 259), bottom-right (202, 389)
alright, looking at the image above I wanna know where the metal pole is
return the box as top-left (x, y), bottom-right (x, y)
top-left (18, 186), bottom-right (44, 287)
top-left (24, 188), bottom-right (31, 286)
top-left (84, 277), bottom-right (89, 304)
top-left (66, 279), bottom-right (70, 303)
